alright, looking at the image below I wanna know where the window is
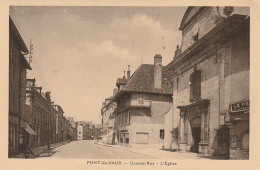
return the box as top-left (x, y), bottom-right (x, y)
top-left (117, 115), bottom-right (120, 125)
top-left (128, 111), bottom-right (131, 123)
top-left (136, 132), bottom-right (149, 144)
top-left (160, 129), bottom-right (165, 140)
top-left (124, 113), bottom-right (128, 123)
top-left (121, 114), bottom-right (124, 124)
top-left (137, 94), bottom-right (144, 104)
top-left (125, 133), bottom-right (129, 144)
top-left (190, 68), bottom-right (201, 101)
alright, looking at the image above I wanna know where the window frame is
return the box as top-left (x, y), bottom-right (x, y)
top-left (160, 129), bottom-right (165, 140)
top-left (190, 69), bottom-right (201, 102)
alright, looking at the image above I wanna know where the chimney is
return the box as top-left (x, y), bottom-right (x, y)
top-left (127, 65), bottom-right (131, 79)
top-left (113, 88), bottom-right (118, 96)
top-left (154, 54), bottom-right (162, 89)
top-left (123, 71), bottom-right (126, 79)
top-left (45, 91), bottom-right (51, 103)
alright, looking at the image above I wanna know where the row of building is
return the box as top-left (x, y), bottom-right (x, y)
top-left (101, 7), bottom-right (249, 159)
top-left (76, 121), bottom-right (102, 140)
top-left (9, 16), bottom-right (77, 157)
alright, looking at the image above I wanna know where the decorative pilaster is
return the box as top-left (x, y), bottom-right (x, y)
top-left (178, 110), bottom-right (187, 152)
top-left (199, 105), bottom-right (209, 156)
top-left (200, 110), bottom-right (205, 142)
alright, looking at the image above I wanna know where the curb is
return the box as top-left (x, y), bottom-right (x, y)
top-left (94, 142), bottom-right (159, 159)
top-left (35, 142), bottom-right (69, 158)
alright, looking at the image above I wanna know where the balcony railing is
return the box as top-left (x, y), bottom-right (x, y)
top-left (115, 99), bottom-right (151, 113)
top-left (127, 99), bottom-right (151, 108)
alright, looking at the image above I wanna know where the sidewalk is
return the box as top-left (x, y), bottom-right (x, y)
top-left (94, 141), bottom-right (206, 159)
top-left (11, 141), bottom-right (69, 159)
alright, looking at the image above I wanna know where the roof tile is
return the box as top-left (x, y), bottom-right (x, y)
top-left (122, 64), bottom-right (173, 94)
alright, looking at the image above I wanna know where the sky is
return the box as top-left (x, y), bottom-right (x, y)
top-left (10, 6), bottom-right (186, 124)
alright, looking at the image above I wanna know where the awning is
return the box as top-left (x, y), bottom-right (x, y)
top-left (24, 122), bottom-right (37, 135)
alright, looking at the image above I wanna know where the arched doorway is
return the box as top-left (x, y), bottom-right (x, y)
top-left (190, 116), bottom-right (201, 153)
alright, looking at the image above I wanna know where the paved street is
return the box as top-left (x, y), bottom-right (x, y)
top-left (40, 140), bottom-right (158, 159)
top-left (40, 140), bottom-right (204, 159)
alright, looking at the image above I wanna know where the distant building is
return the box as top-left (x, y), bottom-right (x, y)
top-left (67, 117), bottom-right (77, 140)
top-left (9, 16), bottom-right (32, 156)
top-left (101, 96), bottom-right (116, 135)
top-left (77, 124), bottom-right (83, 140)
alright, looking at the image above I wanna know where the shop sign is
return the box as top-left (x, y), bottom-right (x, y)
top-left (120, 130), bottom-right (128, 132)
top-left (230, 100), bottom-right (249, 113)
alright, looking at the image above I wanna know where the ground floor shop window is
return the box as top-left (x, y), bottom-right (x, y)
top-left (241, 131), bottom-right (249, 150)
top-left (136, 132), bottom-right (149, 144)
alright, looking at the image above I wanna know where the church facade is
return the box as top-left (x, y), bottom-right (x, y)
top-left (164, 7), bottom-right (249, 159)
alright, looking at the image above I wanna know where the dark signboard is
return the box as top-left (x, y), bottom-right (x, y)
top-left (230, 100), bottom-right (249, 113)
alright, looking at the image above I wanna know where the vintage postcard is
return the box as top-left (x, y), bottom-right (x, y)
top-left (0, 0), bottom-right (259, 170)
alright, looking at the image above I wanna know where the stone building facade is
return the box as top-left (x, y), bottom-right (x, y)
top-left (25, 79), bottom-right (59, 146)
top-left (9, 16), bottom-right (32, 156)
top-left (164, 7), bottom-right (249, 159)
top-left (113, 55), bottom-right (173, 147)
top-left (25, 78), bottom-right (74, 150)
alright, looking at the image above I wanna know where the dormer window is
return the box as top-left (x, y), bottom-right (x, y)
top-left (137, 94), bottom-right (144, 104)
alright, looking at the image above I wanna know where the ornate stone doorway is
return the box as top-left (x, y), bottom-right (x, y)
top-left (177, 99), bottom-right (210, 155)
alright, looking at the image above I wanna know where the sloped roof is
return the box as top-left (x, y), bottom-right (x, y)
top-left (9, 16), bottom-right (29, 53)
top-left (122, 64), bottom-right (173, 94)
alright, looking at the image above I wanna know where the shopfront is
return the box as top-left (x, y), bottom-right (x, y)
top-left (225, 100), bottom-right (249, 159)
top-left (19, 122), bottom-right (37, 152)
top-left (119, 130), bottom-right (129, 146)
